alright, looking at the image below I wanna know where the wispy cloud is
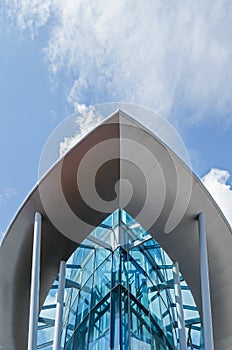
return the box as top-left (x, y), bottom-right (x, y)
top-left (0, 186), bottom-right (18, 243)
top-left (0, 186), bottom-right (18, 206)
top-left (3, 0), bottom-right (53, 36)
top-left (59, 104), bottom-right (103, 157)
top-left (202, 168), bottom-right (232, 226)
top-left (2, 1), bottom-right (232, 125)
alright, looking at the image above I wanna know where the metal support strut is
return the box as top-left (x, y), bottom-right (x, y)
top-left (28, 212), bottom-right (42, 350)
top-left (198, 212), bottom-right (214, 350)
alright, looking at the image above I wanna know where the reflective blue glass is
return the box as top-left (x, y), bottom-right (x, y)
top-left (38, 209), bottom-right (204, 349)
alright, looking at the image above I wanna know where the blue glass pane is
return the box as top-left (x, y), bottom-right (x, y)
top-left (88, 297), bottom-right (111, 349)
top-left (91, 256), bottom-right (112, 308)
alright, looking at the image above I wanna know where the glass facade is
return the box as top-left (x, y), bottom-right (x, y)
top-left (37, 209), bottom-right (204, 349)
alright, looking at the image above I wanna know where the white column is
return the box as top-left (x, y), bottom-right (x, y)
top-left (173, 261), bottom-right (187, 350)
top-left (53, 260), bottom-right (66, 350)
top-left (28, 212), bottom-right (42, 350)
top-left (198, 212), bottom-right (214, 350)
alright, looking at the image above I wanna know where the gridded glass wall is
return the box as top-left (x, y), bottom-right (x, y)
top-left (37, 210), bottom-right (204, 350)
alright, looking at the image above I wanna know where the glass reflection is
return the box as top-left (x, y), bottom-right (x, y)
top-left (38, 209), bottom-right (203, 350)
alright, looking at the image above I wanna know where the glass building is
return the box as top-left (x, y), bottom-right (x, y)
top-left (38, 209), bottom-right (203, 350)
top-left (0, 105), bottom-right (231, 350)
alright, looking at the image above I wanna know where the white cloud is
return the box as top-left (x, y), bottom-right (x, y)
top-left (3, 1), bottom-right (232, 125)
top-left (202, 168), bottom-right (232, 227)
top-left (59, 104), bottom-right (103, 157)
top-left (3, 0), bottom-right (54, 36)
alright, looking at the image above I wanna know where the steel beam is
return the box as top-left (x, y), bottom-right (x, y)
top-left (27, 212), bottom-right (42, 350)
top-left (198, 212), bottom-right (214, 350)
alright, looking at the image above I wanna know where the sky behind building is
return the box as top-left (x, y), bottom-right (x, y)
top-left (0, 1), bottom-right (232, 239)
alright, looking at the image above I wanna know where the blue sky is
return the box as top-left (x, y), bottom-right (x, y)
top-left (0, 1), bottom-right (232, 239)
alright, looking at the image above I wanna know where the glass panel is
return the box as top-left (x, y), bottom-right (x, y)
top-left (72, 316), bottom-right (89, 350)
top-left (95, 246), bottom-right (110, 270)
top-left (130, 297), bottom-right (152, 348)
top-left (147, 280), bottom-right (162, 328)
top-left (81, 251), bottom-right (95, 286)
top-left (91, 255), bottom-right (111, 308)
top-left (76, 275), bottom-right (93, 327)
top-left (88, 297), bottom-right (111, 350)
